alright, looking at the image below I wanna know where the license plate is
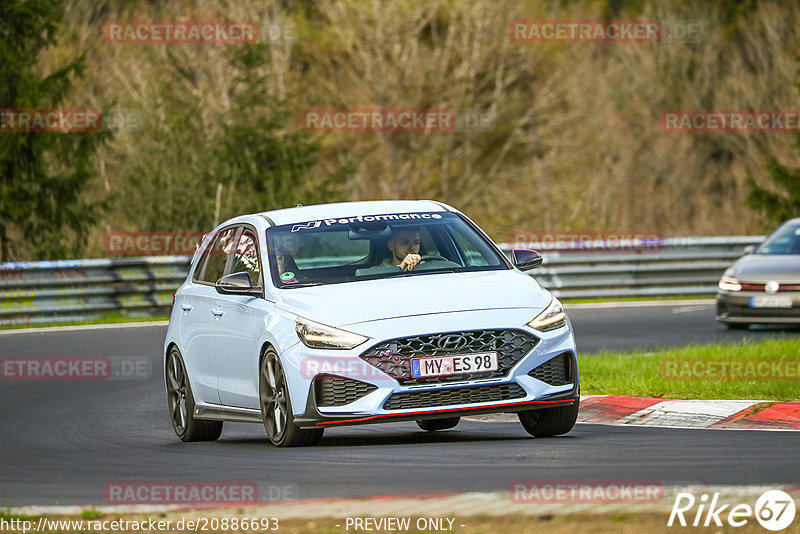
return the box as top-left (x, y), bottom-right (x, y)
top-left (749, 296), bottom-right (793, 308)
top-left (411, 352), bottom-right (498, 378)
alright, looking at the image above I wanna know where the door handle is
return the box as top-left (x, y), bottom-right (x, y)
top-left (181, 304), bottom-right (193, 312)
top-left (211, 308), bottom-right (224, 317)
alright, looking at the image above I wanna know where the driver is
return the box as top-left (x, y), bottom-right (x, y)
top-left (274, 234), bottom-right (302, 282)
top-left (381, 227), bottom-right (422, 271)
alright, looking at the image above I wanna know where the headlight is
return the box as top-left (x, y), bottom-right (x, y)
top-left (718, 276), bottom-right (741, 292)
top-left (295, 317), bottom-right (368, 349)
top-left (528, 297), bottom-right (567, 331)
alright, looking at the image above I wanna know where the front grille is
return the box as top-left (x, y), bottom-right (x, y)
top-left (528, 353), bottom-right (574, 386)
top-left (315, 375), bottom-right (378, 407)
top-left (383, 383), bottom-right (526, 410)
top-left (740, 283), bottom-right (800, 291)
top-left (360, 329), bottom-right (538, 385)
top-left (740, 283), bottom-right (766, 291)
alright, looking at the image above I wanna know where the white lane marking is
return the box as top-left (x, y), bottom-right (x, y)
top-left (671, 305), bottom-right (711, 314)
top-left (620, 400), bottom-right (760, 427)
top-left (576, 421), bottom-right (800, 432)
top-left (0, 321), bottom-right (169, 336)
top-left (565, 299), bottom-right (714, 310)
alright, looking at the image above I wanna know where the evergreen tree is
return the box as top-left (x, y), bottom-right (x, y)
top-left (746, 156), bottom-right (800, 227)
top-left (0, 0), bottom-right (109, 261)
top-left (210, 45), bottom-right (352, 220)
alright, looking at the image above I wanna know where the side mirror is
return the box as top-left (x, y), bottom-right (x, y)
top-left (743, 245), bottom-right (756, 255)
top-left (512, 249), bottom-right (543, 271)
top-left (215, 272), bottom-right (262, 297)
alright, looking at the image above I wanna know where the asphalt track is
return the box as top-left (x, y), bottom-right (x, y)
top-left (1, 301), bottom-right (798, 506)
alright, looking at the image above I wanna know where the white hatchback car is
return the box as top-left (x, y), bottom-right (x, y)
top-left (164, 200), bottom-right (579, 446)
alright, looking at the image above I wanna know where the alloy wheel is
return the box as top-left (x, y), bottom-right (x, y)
top-left (166, 350), bottom-right (188, 435)
top-left (260, 352), bottom-right (288, 441)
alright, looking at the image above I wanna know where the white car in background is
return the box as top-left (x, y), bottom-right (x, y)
top-left (164, 200), bottom-right (579, 446)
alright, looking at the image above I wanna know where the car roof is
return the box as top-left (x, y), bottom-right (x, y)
top-left (256, 200), bottom-right (452, 226)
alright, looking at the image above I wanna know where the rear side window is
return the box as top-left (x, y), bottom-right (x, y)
top-left (196, 228), bottom-right (238, 284)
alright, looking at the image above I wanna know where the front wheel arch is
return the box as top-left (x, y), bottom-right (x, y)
top-left (258, 342), bottom-right (295, 409)
top-left (258, 346), bottom-right (323, 447)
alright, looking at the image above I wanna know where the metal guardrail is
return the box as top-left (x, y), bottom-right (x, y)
top-left (498, 236), bottom-right (763, 300)
top-left (0, 257), bottom-right (190, 326)
top-left (0, 236), bottom-right (763, 326)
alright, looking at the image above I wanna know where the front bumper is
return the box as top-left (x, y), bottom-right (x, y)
top-left (716, 290), bottom-right (800, 324)
top-left (293, 382), bottom-right (579, 428)
top-left (280, 310), bottom-right (579, 428)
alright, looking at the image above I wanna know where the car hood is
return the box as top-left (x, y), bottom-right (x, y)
top-left (271, 270), bottom-right (551, 327)
top-left (729, 254), bottom-right (800, 282)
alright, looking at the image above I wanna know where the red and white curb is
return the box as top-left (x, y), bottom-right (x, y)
top-left (579, 395), bottom-right (800, 430)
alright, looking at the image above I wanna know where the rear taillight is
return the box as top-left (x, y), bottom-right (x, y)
top-left (172, 289), bottom-right (177, 307)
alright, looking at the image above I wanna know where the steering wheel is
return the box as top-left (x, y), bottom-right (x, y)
top-left (418, 254), bottom-right (448, 263)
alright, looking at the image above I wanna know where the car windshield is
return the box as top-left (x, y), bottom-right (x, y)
top-left (266, 212), bottom-right (509, 287)
top-left (756, 222), bottom-right (800, 255)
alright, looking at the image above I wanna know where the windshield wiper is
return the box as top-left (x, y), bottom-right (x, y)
top-left (393, 270), bottom-right (456, 278)
top-left (281, 282), bottom-right (323, 289)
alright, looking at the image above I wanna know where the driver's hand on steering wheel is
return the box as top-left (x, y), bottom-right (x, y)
top-left (399, 253), bottom-right (422, 271)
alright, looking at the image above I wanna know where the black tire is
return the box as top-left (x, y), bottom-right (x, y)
top-left (416, 417), bottom-right (460, 432)
top-left (518, 400), bottom-right (579, 437)
top-left (259, 348), bottom-right (324, 447)
top-left (166, 347), bottom-right (223, 442)
top-left (725, 322), bottom-right (750, 330)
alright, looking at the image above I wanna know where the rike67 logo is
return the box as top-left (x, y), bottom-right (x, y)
top-left (668, 490), bottom-right (795, 530)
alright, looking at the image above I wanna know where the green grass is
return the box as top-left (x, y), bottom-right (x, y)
top-left (80, 508), bottom-right (102, 519)
top-left (0, 313), bottom-right (169, 331)
top-left (581, 339), bottom-right (800, 401)
top-left (0, 508), bottom-right (37, 521)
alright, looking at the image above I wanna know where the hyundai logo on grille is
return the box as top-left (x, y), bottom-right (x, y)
top-left (437, 334), bottom-right (468, 351)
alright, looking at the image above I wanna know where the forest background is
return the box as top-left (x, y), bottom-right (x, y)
top-left (2, 0), bottom-right (799, 261)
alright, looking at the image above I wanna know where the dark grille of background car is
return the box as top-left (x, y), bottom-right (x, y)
top-left (315, 374), bottom-right (378, 407)
top-left (527, 352), bottom-right (574, 386)
top-left (383, 383), bottom-right (526, 410)
top-left (360, 329), bottom-right (538, 385)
